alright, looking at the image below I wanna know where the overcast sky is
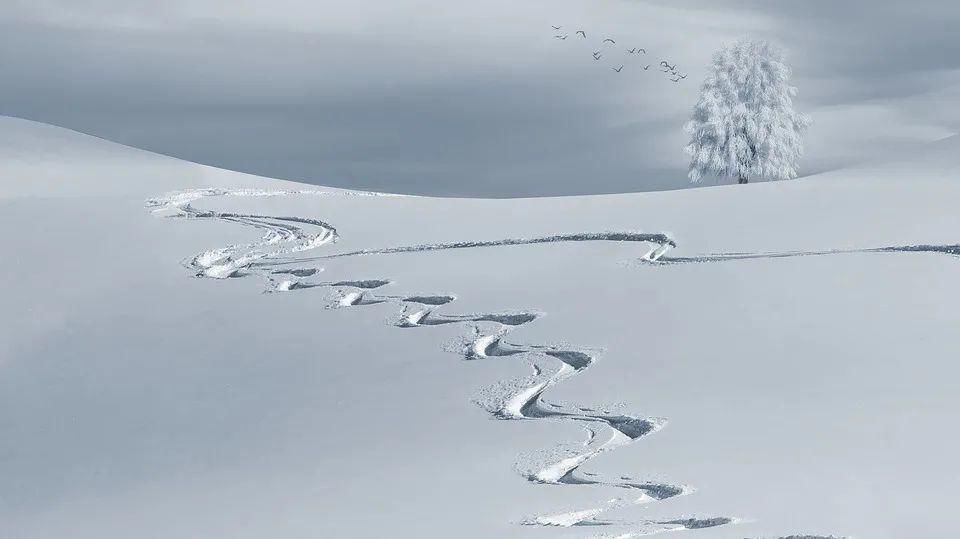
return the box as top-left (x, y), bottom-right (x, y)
top-left (1, 0), bottom-right (958, 196)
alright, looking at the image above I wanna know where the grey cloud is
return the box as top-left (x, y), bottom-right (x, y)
top-left (0, 13), bottom-right (700, 196)
top-left (649, 0), bottom-right (960, 104)
top-left (1, 0), bottom-right (958, 196)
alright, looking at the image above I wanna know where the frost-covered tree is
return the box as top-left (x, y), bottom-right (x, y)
top-left (684, 39), bottom-right (811, 184)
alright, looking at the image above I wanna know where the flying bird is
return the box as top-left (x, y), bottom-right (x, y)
top-left (552, 25), bottom-right (562, 30)
top-left (577, 30), bottom-right (586, 38)
top-left (554, 34), bottom-right (568, 40)
top-left (670, 76), bottom-right (681, 82)
top-left (637, 48), bottom-right (646, 54)
top-left (613, 65), bottom-right (624, 73)
top-left (643, 65), bottom-right (651, 70)
top-left (677, 73), bottom-right (688, 79)
top-left (661, 61), bottom-right (677, 70)
top-left (603, 38), bottom-right (616, 44)
top-left (628, 48), bottom-right (637, 54)
top-left (593, 53), bottom-right (602, 60)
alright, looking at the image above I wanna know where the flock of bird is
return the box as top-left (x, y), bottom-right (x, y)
top-left (550, 25), bottom-right (688, 82)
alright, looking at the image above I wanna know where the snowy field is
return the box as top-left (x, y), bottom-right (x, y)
top-left (2, 116), bottom-right (959, 539)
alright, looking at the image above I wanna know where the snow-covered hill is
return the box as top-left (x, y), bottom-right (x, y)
top-left (2, 116), bottom-right (958, 539)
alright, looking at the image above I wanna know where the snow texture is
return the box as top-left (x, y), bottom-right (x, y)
top-left (3, 117), bottom-right (959, 539)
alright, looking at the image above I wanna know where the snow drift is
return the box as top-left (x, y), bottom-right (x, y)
top-left (2, 116), bottom-right (959, 539)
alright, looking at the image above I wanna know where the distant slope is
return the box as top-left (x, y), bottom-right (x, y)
top-left (3, 116), bottom-right (958, 201)
top-left (0, 116), bottom-right (310, 199)
top-left (804, 132), bottom-right (960, 183)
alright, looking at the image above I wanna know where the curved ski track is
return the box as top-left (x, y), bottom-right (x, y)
top-left (148, 188), bottom-right (856, 538)
top-left (650, 244), bottom-right (960, 265)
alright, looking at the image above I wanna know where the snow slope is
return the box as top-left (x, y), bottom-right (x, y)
top-left (2, 116), bottom-right (959, 539)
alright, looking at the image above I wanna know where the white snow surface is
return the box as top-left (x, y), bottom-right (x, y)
top-left (2, 116), bottom-right (960, 539)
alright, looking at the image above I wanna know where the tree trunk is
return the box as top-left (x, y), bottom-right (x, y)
top-left (738, 175), bottom-right (748, 184)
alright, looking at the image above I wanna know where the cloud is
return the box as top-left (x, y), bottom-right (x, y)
top-left (0, 0), bottom-right (957, 195)
top-left (646, 0), bottom-right (960, 102)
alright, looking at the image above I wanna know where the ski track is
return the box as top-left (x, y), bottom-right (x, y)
top-left (651, 244), bottom-right (960, 265)
top-left (147, 188), bottom-right (864, 537)
top-left (279, 232), bottom-right (678, 263)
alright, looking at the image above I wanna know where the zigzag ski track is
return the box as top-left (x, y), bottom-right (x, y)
top-left (148, 188), bottom-right (865, 537)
